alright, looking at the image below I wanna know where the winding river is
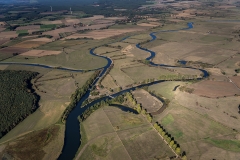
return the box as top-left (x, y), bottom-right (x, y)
top-left (0, 22), bottom-right (209, 159)
top-left (58, 22), bottom-right (209, 160)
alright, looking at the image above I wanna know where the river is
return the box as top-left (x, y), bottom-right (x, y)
top-left (57, 22), bottom-right (209, 160)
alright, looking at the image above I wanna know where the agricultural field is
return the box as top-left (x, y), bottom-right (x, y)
top-left (189, 80), bottom-right (240, 98)
top-left (0, 124), bottom-right (65, 160)
top-left (77, 106), bottom-right (175, 160)
top-left (153, 102), bottom-right (239, 159)
top-left (121, 65), bottom-right (178, 83)
top-left (132, 89), bottom-right (163, 113)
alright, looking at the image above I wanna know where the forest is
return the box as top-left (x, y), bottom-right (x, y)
top-left (0, 70), bottom-right (39, 139)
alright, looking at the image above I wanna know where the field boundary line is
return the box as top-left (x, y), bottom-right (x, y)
top-left (102, 108), bottom-right (133, 160)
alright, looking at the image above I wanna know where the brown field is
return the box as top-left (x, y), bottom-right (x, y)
top-left (28, 37), bottom-right (52, 42)
top-left (64, 19), bottom-right (81, 24)
top-left (137, 22), bottom-right (161, 27)
top-left (0, 31), bottom-right (18, 39)
top-left (0, 22), bottom-right (5, 25)
top-left (147, 18), bottom-right (159, 21)
top-left (0, 65), bottom-right (8, 70)
top-left (132, 89), bottom-right (163, 113)
top-left (0, 38), bottom-right (9, 45)
top-left (0, 27), bottom-right (5, 32)
top-left (16, 25), bottom-right (40, 30)
top-left (13, 41), bottom-right (48, 49)
top-left (43, 27), bottom-right (77, 39)
top-left (21, 50), bottom-right (62, 57)
top-left (66, 28), bottom-right (146, 40)
top-left (0, 47), bottom-right (29, 54)
top-left (104, 17), bottom-right (126, 20)
top-left (190, 80), bottom-right (240, 98)
top-left (230, 76), bottom-right (240, 88)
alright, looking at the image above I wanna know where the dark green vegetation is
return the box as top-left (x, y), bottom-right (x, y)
top-left (0, 70), bottom-right (39, 139)
top-left (40, 24), bottom-right (56, 29)
top-left (79, 94), bottom-right (125, 122)
top-left (61, 70), bottom-right (101, 122)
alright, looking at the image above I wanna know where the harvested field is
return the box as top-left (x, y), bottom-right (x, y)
top-left (132, 89), bottom-right (163, 113)
top-left (21, 50), bottom-right (61, 57)
top-left (13, 41), bottom-right (47, 49)
top-left (28, 37), bottom-right (52, 42)
top-left (190, 80), bottom-right (240, 98)
top-left (230, 76), bottom-right (240, 88)
top-left (104, 17), bottom-right (126, 20)
top-left (43, 27), bottom-right (77, 39)
top-left (0, 31), bottom-right (17, 39)
top-left (0, 38), bottom-right (9, 45)
top-left (0, 27), bottom-right (5, 32)
top-left (16, 25), bottom-right (40, 30)
top-left (137, 22), bottom-right (161, 27)
top-left (66, 28), bottom-right (147, 40)
top-left (0, 47), bottom-right (29, 54)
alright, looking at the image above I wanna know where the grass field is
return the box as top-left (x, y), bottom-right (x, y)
top-left (121, 65), bottom-right (178, 83)
top-left (101, 74), bottom-right (119, 90)
top-left (3, 49), bottom-right (108, 70)
top-left (132, 89), bottom-right (163, 113)
top-left (175, 90), bottom-right (240, 131)
top-left (153, 101), bottom-right (237, 159)
top-left (40, 24), bottom-right (56, 29)
top-left (16, 30), bottom-right (28, 34)
top-left (109, 58), bottom-right (135, 88)
top-left (148, 81), bottom-right (188, 100)
top-left (78, 106), bottom-right (175, 159)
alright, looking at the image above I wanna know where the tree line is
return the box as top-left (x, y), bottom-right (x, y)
top-left (126, 91), bottom-right (187, 159)
top-left (61, 70), bottom-right (101, 122)
top-left (79, 94), bottom-right (125, 122)
top-left (0, 70), bottom-right (39, 139)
